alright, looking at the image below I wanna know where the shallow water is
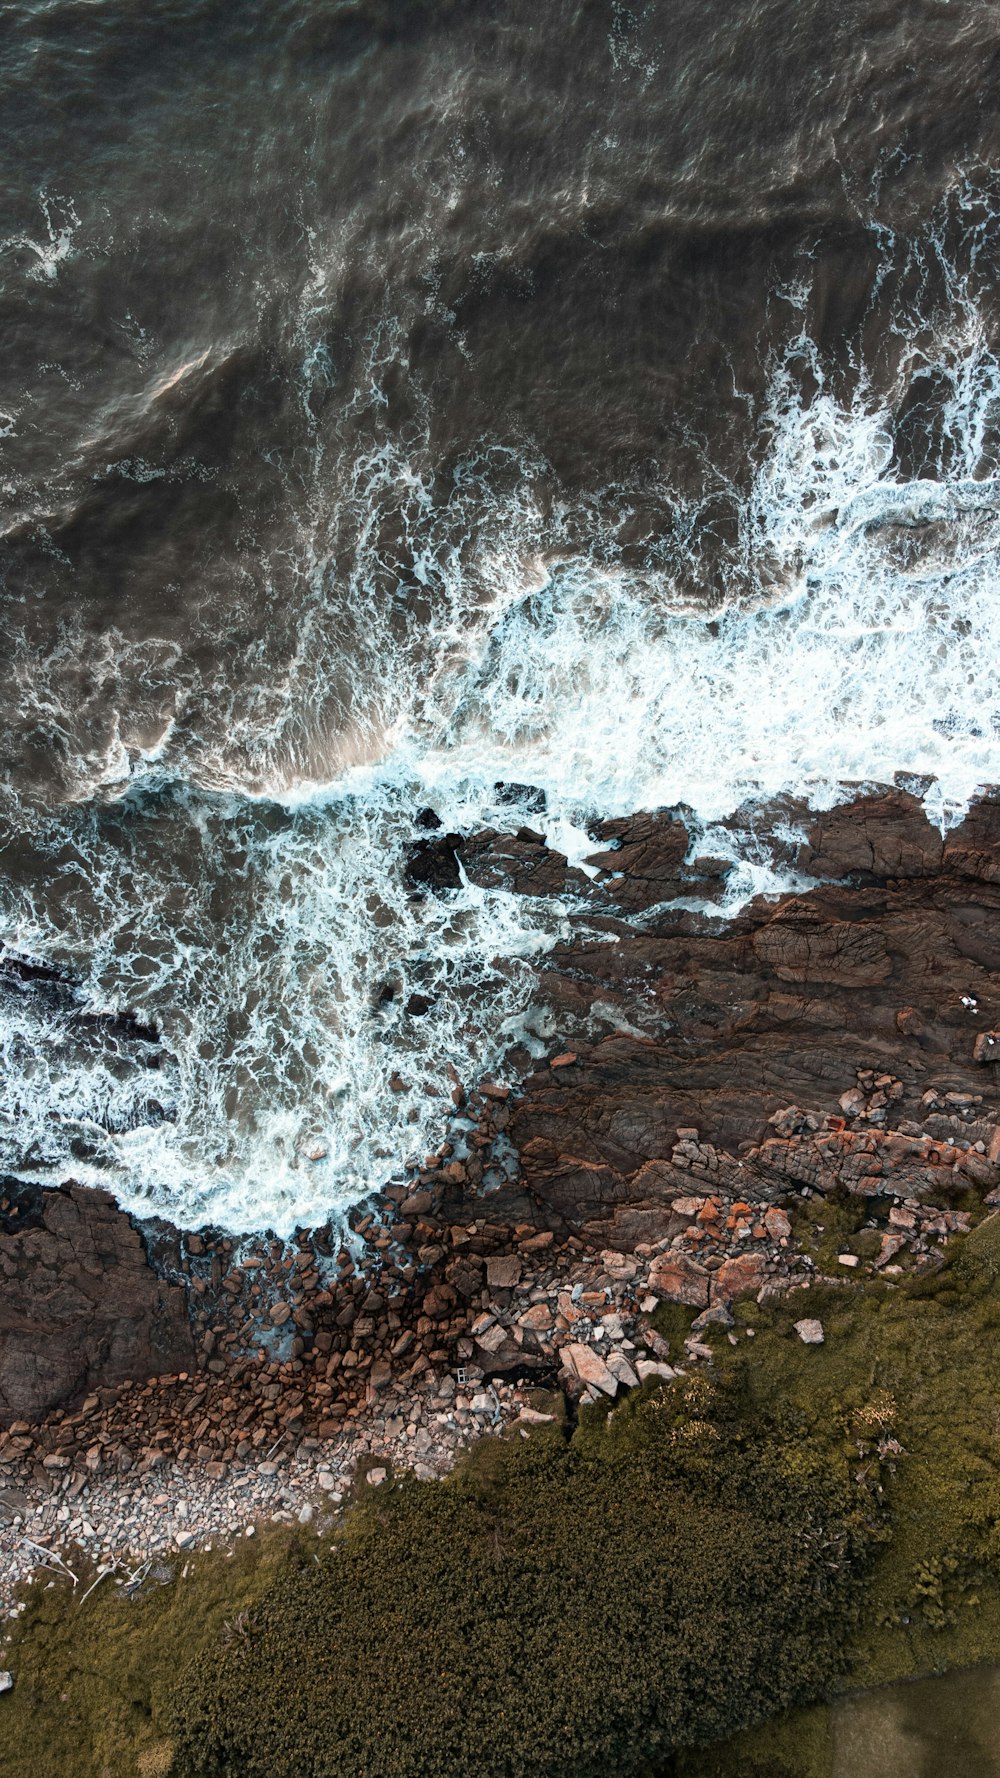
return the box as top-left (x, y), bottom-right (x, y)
top-left (832, 1664), bottom-right (1000, 1778)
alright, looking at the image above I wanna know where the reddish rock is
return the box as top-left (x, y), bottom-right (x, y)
top-left (560, 1342), bottom-right (618, 1396)
top-left (711, 1253), bottom-right (767, 1304)
top-left (896, 1006), bottom-right (927, 1038)
top-left (647, 1253), bottom-right (710, 1309)
top-left (518, 1303), bottom-right (554, 1332)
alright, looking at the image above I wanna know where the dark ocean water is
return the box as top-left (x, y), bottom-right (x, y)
top-left (3, 0), bottom-right (1000, 1229)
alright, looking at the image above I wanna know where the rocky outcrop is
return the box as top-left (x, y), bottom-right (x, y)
top-left (0, 1180), bottom-right (193, 1421)
top-left (4, 784), bottom-right (1000, 1430)
top-left (492, 789), bottom-right (1000, 1226)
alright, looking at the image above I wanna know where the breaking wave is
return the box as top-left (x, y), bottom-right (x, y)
top-left (4, 209), bottom-right (1000, 1231)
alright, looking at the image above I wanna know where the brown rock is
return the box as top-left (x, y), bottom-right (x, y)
top-left (485, 1255), bottom-right (522, 1290)
top-left (0, 1184), bottom-right (194, 1423)
top-left (560, 1342), bottom-right (618, 1395)
top-left (647, 1253), bottom-right (710, 1309)
top-left (519, 1303), bottom-right (554, 1332)
top-left (896, 1006), bottom-right (927, 1038)
top-left (711, 1253), bottom-right (767, 1304)
top-left (752, 915), bottom-right (891, 987)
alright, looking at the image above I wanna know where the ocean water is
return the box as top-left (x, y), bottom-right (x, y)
top-left (3, 1), bottom-right (1000, 1231)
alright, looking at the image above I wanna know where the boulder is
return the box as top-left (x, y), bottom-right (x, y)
top-left (647, 1252), bottom-right (710, 1309)
top-left (485, 1255), bottom-right (522, 1290)
top-left (560, 1342), bottom-right (618, 1396)
top-left (0, 1183), bottom-right (193, 1424)
top-left (711, 1253), bottom-right (767, 1305)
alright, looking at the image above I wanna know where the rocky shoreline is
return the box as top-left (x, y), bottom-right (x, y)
top-left (4, 786), bottom-right (1000, 1617)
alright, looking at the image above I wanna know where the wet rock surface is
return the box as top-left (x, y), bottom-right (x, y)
top-left (4, 787), bottom-right (1000, 1608)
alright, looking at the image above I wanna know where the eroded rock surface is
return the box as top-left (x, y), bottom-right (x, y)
top-left (495, 789), bottom-right (1000, 1229)
top-left (0, 1182), bottom-right (193, 1421)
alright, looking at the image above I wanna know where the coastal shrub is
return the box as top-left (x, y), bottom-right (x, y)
top-left (168, 1374), bottom-right (879, 1778)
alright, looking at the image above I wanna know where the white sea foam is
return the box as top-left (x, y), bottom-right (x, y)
top-left (4, 220), bottom-right (1000, 1230)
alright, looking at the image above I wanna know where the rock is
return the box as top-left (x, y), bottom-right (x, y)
top-left (405, 833), bottom-right (462, 893)
top-left (422, 1286), bottom-right (454, 1319)
top-left (752, 918), bottom-right (891, 987)
top-left (560, 1342), bottom-right (618, 1396)
top-left (973, 1031), bottom-right (1000, 1063)
top-left (485, 1255), bottom-right (522, 1290)
top-left (896, 1006), bottom-right (927, 1038)
top-left (710, 1253), bottom-right (766, 1304)
top-left (520, 1230), bottom-right (554, 1253)
top-left (401, 1190), bottom-right (433, 1216)
top-left (605, 1351), bottom-right (640, 1390)
top-left (876, 1232), bottom-right (908, 1268)
top-left (0, 1671), bottom-right (12, 1694)
top-left (297, 1503), bottom-right (315, 1525)
top-left (0, 1184), bottom-right (194, 1421)
top-left (670, 1196), bottom-right (709, 1218)
top-left (636, 1359), bottom-right (677, 1383)
top-left (516, 1407), bottom-right (555, 1425)
top-left (691, 1305), bottom-right (734, 1333)
top-left (647, 1253), bottom-right (710, 1309)
top-left (837, 1253), bottom-right (860, 1268)
top-left (268, 1303), bottom-right (292, 1326)
top-left (794, 1319), bottom-right (825, 1345)
top-left (763, 1207), bottom-right (792, 1239)
top-left (518, 1303), bottom-right (554, 1331)
top-left (365, 1467), bottom-right (387, 1487)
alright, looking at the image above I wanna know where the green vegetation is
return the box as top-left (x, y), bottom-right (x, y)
top-left (2, 1375), bottom-right (878, 1778)
top-left (6, 1214), bottom-right (1000, 1778)
top-left (0, 1528), bottom-right (295, 1778)
top-left (167, 1374), bottom-right (876, 1778)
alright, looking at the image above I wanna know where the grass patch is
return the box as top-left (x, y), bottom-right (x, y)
top-left (6, 1215), bottom-right (1000, 1777)
top-left (0, 1528), bottom-right (297, 1778)
top-left (2, 1374), bottom-right (880, 1778)
top-left (167, 1376), bottom-right (878, 1778)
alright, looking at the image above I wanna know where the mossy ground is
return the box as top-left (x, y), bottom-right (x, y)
top-left (5, 1215), bottom-right (1000, 1778)
top-left (0, 1527), bottom-right (299, 1778)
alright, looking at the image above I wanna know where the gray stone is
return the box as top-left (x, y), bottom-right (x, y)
top-left (560, 1342), bottom-right (618, 1396)
top-left (794, 1318), bottom-right (825, 1345)
top-left (636, 1359), bottom-right (677, 1383)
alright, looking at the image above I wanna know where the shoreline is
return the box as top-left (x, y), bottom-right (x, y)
top-left (5, 784), bottom-right (1000, 1621)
